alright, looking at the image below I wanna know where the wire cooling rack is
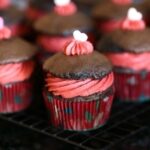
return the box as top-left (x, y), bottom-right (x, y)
top-left (0, 100), bottom-right (150, 150)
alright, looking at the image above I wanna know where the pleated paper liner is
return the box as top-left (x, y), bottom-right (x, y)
top-left (44, 91), bottom-right (114, 131)
top-left (0, 80), bottom-right (32, 113)
top-left (115, 71), bottom-right (150, 102)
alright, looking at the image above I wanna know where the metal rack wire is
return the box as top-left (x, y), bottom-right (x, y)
top-left (0, 101), bottom-right (150, 150)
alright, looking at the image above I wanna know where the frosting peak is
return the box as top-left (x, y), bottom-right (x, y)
top-left (54, 2), bottom-right (77, 16)
top-left (64, 40), bottom-right (93, 56)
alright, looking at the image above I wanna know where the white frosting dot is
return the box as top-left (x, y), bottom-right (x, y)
top-left (54, 0), bottom-right (70, 6)
top-left (73, 30), bottom-right (88, 42)
top-left (128, 7), bottom-right (143, 21)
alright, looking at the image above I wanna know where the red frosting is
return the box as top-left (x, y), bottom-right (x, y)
top-left (0, 0), bottom-right (10, 9)
top-left (0, 61), bottom-right (34, 84)
top-left (121, 19), bottom-right (145, 30)
top-left (54, 2), bottom-right (77, 16)
top-left (112, 0), bottom-right (132, 5)
top-left (106, 52), bottom-right (150, 71)
top-left (64, 39), bottom-right (93, 56)
top-left (46, 73), bottom-right (114, 98)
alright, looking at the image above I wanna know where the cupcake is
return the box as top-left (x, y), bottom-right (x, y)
top-left (0, 17), bottom-right (37, 113)
top-left (97, 8), bottom-right (150, 102)
top-left (0, 0), bottom-right (28, 37)
top-left (33, 0), bottom-right (93, 63)
top-left (26, 0), bottom-right (53, 22)
top-left (43, 30), bottom-right (114, 131)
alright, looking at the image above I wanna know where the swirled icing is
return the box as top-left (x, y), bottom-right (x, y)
top-left (64, 40), bottom-right (93, 56)
top-left (121, 19), bottom-right (145, 30)
top-left (106, 52), bottom-right (150, 71)
top-left (46, 73), bottom-right (114, 98)
top-left (0, 61), bottom-right (34, 84)
top-left (54, 2), bottom-right (77, 16)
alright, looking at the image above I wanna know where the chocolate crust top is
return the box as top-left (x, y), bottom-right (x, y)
top-left (97, 28), bottom-right (150, 53)
top-left (43, 51), bottom-right (112, 80)
top-left (0, 38), bottom-right (37, 65)
top-left (34, 11), bottom-right (93, 35)
top-left (92, 1), bottom-right (131, 20)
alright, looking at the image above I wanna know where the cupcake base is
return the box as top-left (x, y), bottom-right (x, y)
top-left (44, 91), bottom-right (114, 131)
top-left (0, 80), bottom-right (32, 113)
top-left (115, 71), bottom-right (150, 102)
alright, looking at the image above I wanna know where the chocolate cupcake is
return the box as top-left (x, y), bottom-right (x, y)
top-left (0, 0), bottom-right (28, 37)
top-left (33, 0), bottom-right (93, 63)
top-left (92, 0), bottom-right (131, 34)
top-left (43, 30), bottom-right (114, 131)
top-left (97, 8), bottom-right (150, 102)
top-left (0, 17), bottom-right (37, 113)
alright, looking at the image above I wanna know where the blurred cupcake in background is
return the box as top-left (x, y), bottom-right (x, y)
top-left (43, 30), bottom-right (114, 131)
top-left (92, 0), bottom-right (149, 37)
top-left (0, 0), bottom-right (28, 37)
top-left (92, 0), bottom-right (131, 35)
top-left (97, 8), bottom-right (150, 102)
top-left (0, 17), bottom-right (37, 113)
top-left (33, 0), bottom-right (94, 64)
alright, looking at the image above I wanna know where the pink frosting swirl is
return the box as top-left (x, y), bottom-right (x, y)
top-left (0, 0), bottom-right (10, 9)
top-left (121, 19), bottom-right (145, 31)
top-left (106, 52), bottom-right (150, 71)
top-left (54, 2), bottom-right (77, 16)
top-left (0, 61), bottom-right (35, 85)
top-left (64, 40), bottom-right (93, 56)
top-left (46, 73), bottom-right (114, 98)
top-left (112, 0), bottom-right (132, 5)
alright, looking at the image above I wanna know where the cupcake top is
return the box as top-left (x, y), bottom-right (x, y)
top-left (34, 0), bottom-right (93, 36)
top-left (43, 31), bottom-right (112, 80)
top-left (92, 0), bottom-right (131, 20)
top-left (44, 30), bottom-right (114, 99)
top-left (0, 38), bottom-right (37, 65)
top-left (73, 0), bottom-right (99, 6)
top-left (97, 8), bottom-right (150, 53)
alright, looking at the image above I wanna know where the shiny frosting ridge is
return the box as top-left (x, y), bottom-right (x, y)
top-left (0, 61), bottom-right (34, 84)
top-left (64, 39), bottom-right (93, 56)
top-left (46, 72), bottom-right (114, 98)
top-left (106, 52), bottom-right (150, 71)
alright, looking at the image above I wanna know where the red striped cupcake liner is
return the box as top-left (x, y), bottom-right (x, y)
top-left (43, 91), bottom-right (114, 131)
top-left (0, 80), bottom-right (32, 113)
top-left (115, 71), bottom-right (150, 102)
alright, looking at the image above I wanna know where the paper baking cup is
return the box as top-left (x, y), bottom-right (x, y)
top-left (44, 91), bottom-right (114, 131)
top-left (115, 71), bottom-right (150, 102)
top-left (0, 81), bottom-right (32, 113)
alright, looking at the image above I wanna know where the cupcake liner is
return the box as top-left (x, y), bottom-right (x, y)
top-left (97, 19), bottom-right (123, 33)
top-left (43, 91), bottom-right (114, 131)
top-left (115, 71), bottom-right (150, 102)
top-left (0, 80), bottom-right (32, 113)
